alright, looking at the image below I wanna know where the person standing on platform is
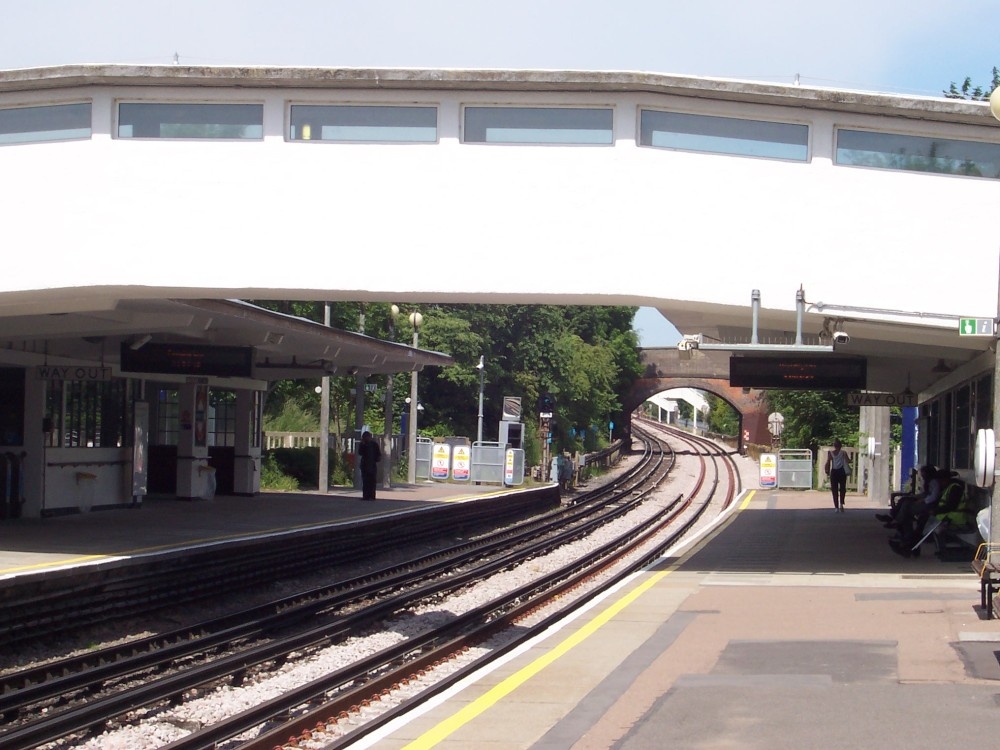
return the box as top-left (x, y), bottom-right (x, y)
top-left (824, 439), bottom-right (851, 512)
top-left (358, 431), bottom-right (381, 501)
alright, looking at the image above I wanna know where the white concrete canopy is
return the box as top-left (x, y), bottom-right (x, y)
top-left (1, 64), bottom-right (999, 394)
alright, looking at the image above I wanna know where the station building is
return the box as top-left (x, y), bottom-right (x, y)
top-left (1, 64), bottom-right (999, 516)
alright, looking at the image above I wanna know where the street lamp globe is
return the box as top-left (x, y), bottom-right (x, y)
top-left (990, 87), bottom-right (1000, 122)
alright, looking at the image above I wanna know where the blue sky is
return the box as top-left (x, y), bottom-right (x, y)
top-left (4, 0), bottom-right (997, 345)
top-left (3, 0), bottom-right (996, 97)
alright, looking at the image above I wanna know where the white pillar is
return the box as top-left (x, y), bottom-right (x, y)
top-left (233, 388), bottom-right (261, 495)
top-left (176, 382), bottom-right (210, 499)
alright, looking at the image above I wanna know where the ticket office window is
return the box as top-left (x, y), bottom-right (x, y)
top-left (153, 388), bottom-right (180, 446)
top-left (45, 378), bottom-right (131, 448)
top-left (209, 390), bottom-right (236, 448)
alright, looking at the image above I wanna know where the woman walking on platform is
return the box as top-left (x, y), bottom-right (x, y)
top-left (824, 439), bottom-right (851, 512)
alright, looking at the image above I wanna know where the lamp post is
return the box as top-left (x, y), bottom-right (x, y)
top-left (476, 355), bottom-right (485, 444)
top-left (407, 311), bottom-right (423, 484)
top-left (383, 305), bottom-right (398, 489)
top-left (318, 302), bottom-right (331, 493)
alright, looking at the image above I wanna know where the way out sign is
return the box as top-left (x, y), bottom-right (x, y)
top-left (759, 453), bottom-right (777, 489)
top-left (847, 392), bottom-right (916, 408)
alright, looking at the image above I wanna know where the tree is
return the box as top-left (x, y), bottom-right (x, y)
top-left (764, 390), bottom-right (859, 455)
top-left (706, 393), bottom-right (739, 436)
top-left (252, 300), bottom-right (642, 456)
top-left (944, 67), bottom-right (1000, 100)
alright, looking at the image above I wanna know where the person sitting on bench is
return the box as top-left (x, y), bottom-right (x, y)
top-left (889, 469), bottom-right (962, 557)
top-left (876, 464), bottom-right (937, 527)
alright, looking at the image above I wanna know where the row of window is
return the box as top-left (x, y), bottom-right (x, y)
top-left (3, 100), bottom-right (1000, 179)
top-left (922, 373), bottom-right (992, 472)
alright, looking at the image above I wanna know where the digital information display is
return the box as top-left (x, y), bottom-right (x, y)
top-left (120, 343), bottom-right (254, 378)
top-left (729, 356), bottom-right (867, 390)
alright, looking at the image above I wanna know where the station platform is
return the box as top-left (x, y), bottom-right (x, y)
top-left (358, 488), bottom-right (1000, 750)
top-left (0, 481), bottom-right (514, 582)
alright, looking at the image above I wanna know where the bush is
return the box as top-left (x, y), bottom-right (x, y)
top-left (260, 454), bottom-right (299, 491)
top-left (264, 447), bottom-right (352, 490)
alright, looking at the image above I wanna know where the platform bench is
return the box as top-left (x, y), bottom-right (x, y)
top-left (971, 544), bottom-right (1000, 619)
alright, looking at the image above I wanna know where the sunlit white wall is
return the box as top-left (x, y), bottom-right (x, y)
top-left (2, 80), bottom-right (998, 319)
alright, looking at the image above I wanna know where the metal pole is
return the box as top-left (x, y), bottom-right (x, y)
top-left (407, 312), bottom-right (422, 484)
top-left (318, 303), bottom-right (330, 493)
top-left (383, 305), bottom-right (398, 489)
top-left (795, 286), bottom-right (804, 346)
top-left (354, 304), bottom-right (366, 490)
top-left (476, 355), bottom-right (484, 444)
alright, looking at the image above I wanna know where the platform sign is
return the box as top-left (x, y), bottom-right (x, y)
top-left (759, 453), bottom-right (778, 489)
top-left (451, 445), bottom-right (471, 481)
top-left (847, 392), bottom-right (916, 408)
top-left (959, 318), bottom-right (994, 336)
top-left (431, 443), bottom-right (452, 480)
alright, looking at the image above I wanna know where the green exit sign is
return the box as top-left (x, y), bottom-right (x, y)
top-left (959, 317), bottom-right (995, 336)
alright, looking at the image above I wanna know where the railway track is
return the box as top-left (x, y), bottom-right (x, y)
top-left (0, 423), bottom-right (742, 749)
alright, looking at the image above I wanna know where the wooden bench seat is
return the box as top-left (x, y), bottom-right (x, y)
top-left (972, 543), bottom-right (1000, 619)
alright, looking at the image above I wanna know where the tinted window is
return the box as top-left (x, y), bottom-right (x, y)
top-left (118, 103), bottom-right (263, 139)
top-left (464, 107), bottom-right (613, 144)
top-left (640, 110), bottom-right (808, 161)
top-left (837, 129), bottom-right (1000, 178)
top-left (0, 103), bottom-right (91, 144)
top-left (290, 105), bottom-right (437, 142)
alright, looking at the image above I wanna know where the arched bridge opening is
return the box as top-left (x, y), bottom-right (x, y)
top-left (624, 348), bottom-right (770, 450)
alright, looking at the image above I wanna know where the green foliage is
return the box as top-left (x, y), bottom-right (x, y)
top-left (407, 304), bottom-right (640, 454)
top-left (706, 393), bottom-right (739, 435)
top-left (944, 67), bottom-right (1000, 100)
top-left (265, 447), bottom-right (350, 489)
top-left (764, 390), bottom-right (859, 453)
top-left (676, 400), bottom-right (693, 422)
top-left (257, 302), bottom-right (642, 461)
top-left (260, 453), bottom-right (300, 491)
top-left (262, 395), bottom-right (318, 432)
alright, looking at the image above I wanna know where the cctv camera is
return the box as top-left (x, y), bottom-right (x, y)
top-left (832, 331), bottom-right (850, 345)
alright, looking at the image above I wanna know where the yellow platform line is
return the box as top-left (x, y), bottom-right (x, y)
top-left (403, 489), bottom-right (756, 748)
top-left (0, 489), bottom-right (518, 576)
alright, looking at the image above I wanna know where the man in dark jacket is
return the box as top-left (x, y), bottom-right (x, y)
top-left (358, 431), bottom-right (381, 500)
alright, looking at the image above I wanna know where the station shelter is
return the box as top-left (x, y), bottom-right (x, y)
top-left (0, 298), bottom-right (451, 517)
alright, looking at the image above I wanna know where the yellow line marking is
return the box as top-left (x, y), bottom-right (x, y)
top-left (0, 555), bottom-right (111, 574)
top-left (403, 566), bottom-right (676, 749)
top-left (0, 491), bottom-right (514, 575)
top-left (404, 488), bottom-right (758, 748)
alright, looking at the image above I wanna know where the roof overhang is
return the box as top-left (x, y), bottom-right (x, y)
top-left (655, 298), bottom-right (993, 399)
top-left (0, 64), bottom-right (992, 126)
top-left (0, 298), bottom-right (452, 388)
